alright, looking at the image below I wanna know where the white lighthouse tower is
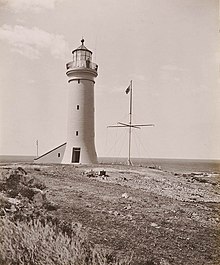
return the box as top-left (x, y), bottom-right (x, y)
top-left (62, 39), bottom-right (98, 164)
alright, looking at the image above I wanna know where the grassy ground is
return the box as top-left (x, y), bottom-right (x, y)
top-left (0, 163), bottom-right (220, 265)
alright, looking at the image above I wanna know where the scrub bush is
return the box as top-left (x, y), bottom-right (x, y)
top-left (0, 217), bottom-right (132, 265)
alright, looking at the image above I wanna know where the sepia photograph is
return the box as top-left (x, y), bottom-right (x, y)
top-left (0, 0), bottom-right (220, 264)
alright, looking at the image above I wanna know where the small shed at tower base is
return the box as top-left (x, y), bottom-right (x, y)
top-left (34, 143), bottom-right (66, 164)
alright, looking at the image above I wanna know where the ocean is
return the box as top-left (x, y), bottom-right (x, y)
top-left (0, 155), bottom-right (219, 174)
top-left (0, 155), bottom-right (36, 163)
top-left (98, 157), bottom-right (220, 174)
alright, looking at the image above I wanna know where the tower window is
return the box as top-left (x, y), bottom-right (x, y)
top-left (76, 105), bottom-right (79, 110)
top-left (58, 153), bottom-right (60, 157)
top-left (76, 131), bottom-right (79, 136)
top-left (78, 79), bottom-right (80, 84)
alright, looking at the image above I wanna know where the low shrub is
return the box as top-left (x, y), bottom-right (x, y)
top-left (0, 216), bottom-right (132, 265)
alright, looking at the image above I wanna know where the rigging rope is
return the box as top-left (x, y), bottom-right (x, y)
top-left (134, 131), bottom-right (157, 168)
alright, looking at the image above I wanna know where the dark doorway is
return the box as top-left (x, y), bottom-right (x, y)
top-left (72, 147), bottom-right (80, 163)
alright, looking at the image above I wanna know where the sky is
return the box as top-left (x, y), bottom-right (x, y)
top-left (0, 0), bottom-right (219, 160)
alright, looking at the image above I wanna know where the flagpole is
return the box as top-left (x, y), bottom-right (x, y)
top-left (128, 80), bottom-right (132, 166)
top-left (107, 80), bottom-right (154, 165)
top-left (36, 140), bottom-right (39, 157)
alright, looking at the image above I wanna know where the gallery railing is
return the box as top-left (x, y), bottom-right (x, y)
top-left (66, 60), bottom-right (98, 71)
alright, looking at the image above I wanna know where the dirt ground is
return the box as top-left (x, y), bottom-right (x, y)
top-left (1, 163), bottom-right (220, 265)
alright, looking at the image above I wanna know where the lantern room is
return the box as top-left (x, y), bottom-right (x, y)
top-left (72, 39), bottom-right (92, 61)
top-left (66, 39), bottom-right (98, 71)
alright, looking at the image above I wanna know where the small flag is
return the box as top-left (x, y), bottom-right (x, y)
top-left (125, 84), bottom-right (131, 94)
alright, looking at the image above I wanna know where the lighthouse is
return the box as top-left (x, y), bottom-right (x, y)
top-left (34, 39), bottom-right (98, 164)
top-left (62, 39), bottom-right (98, 164)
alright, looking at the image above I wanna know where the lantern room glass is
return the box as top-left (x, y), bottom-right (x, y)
top-left (73, 50), bottom-right (92, 62)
